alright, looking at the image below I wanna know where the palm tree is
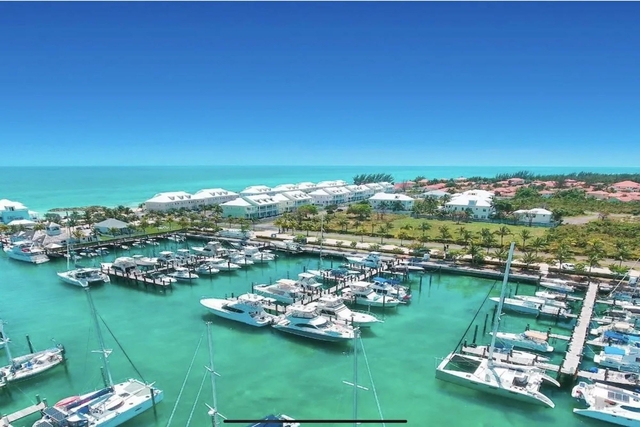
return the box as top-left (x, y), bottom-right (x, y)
top-left (438, 225), bottom-right (451, 242)
top-left (377, 201), bottom-right (390, 220)
top-left (494, 226), bottom-right (511, 246)
top-left (398, 231), bottom-right (410, 246)
top-left (467, 243), bottom-right (485, 265)
top-left (519, 229), bottom-right (532, 250)
top-left (492, 247), bottom-right (508, 266)
top-left (520, 251), bottom-right (540, 270)
top-left (419, 221), bottom-right (431, 237)
top-left (529, 237), bottom-right (547, 257)
top-left (338, 218), bottom-right (350, 233)
top-left (553, 243), bottom-right (573, 269)
top-left (614, 240), bottom-right (631, 267)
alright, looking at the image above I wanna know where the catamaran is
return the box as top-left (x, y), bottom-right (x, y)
top-left (435, 242), bottom-right (560, 408)
top-left (32, 285), bottom-right (163, 427)
top-left (572, 381), bottom-right (640, 426)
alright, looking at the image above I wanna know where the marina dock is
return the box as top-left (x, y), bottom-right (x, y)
top-left (558, 281), bottom-right (599, 379)
top-left (0, 397), bottom-right (47, 427)
top-left (101, 266), bottom-right (173, 292)
top-left (460, 345), bottom-right (561, 372)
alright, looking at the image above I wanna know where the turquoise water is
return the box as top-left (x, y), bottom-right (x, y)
top-left (0, 237), bottom-right (608, 427)
top-left (2, 165), bottom-right (640, 214)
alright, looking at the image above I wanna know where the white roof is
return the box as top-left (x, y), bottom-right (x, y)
top-left (296, 182), bottom-right (316, 189)
top-left (281, 190), bottom-right (312, 200)
top-left (0, 199), bottom-right (27, 211)
top-left (145, 191), bottom-right (193, 203)
top-left (245, 194), bottom-right (278, 205)
top-left (271, 193), bottom-right (291, 202)
top-left (192, 188), bottom-right (237, 199)
top-left (446, 195), bottom-right (492, 207)
top-left (514, 208), bottom-right (552, 215)
top-left (7, 219), bottom-right (36, 226)
top-left (308, 189), bottom-right (330, 196)
top-left (364, 183), bottom-right (384, 190)
top-left (460, 189), bottom-right (494, 198)
top-left (240, 185), bottom-right (272, 194)
top-left (323, 186), bottom-right (351, 195)
top-left (369, 192), bottom-right (414, 201)
top-left (221, 198), bottom-right (252, 207)
top-left (315, 180), bottom-right (347, 188)
top-left (272, 184), bottom-right (298, 192)
top-left (345, 184), bottom-right (373, 192)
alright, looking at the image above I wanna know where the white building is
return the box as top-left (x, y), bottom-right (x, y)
top-left (271, 184), bottom-right (299, 194)
top-left (364, 183), bottom-right (384, 193)
top-left (345, 185), bottom-right (375, 202)
top-left (445, 190), bottom-right (494, 219)
top-left (191, 188), bottom-right (238, 206)
top-left (239, 185), bottom-right (273, 197)
top-left (512, 208), bottom-right (553, 224)
top-left (309, 187), bottom-right (352, 207)
top-left (368, 193), bottom-right (415, 211)
top-left (144, 191), bottom-right (197, 212)
top-left (221, 194), bottom-right (280, 219)
top-left (296, 182), bottom-right (317, 192)
top-left (377, 182), bottom-right (395, 193)
top-left (0, 199), bottom-right (31, 224)
top-left (315, 180), bottom-right (348, 189)
top-left (221, 198), bottom-right (256, 220)
top-left (281, 190), bottom-right (313, 210)
top-left (272, 193), bottom-right (295, 214)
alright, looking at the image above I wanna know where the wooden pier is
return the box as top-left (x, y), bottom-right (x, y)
top-left (101, 266), bottom-right (173, 292)
top-left (558, 282), bottom-right (599, 379)
top-left (0, 396), bottom-right (47, 427)
top-left (419, 261), bottom-right (540, 284)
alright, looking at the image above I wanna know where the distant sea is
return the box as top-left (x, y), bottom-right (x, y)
top-left (1, 165), bottom-right (639, 214)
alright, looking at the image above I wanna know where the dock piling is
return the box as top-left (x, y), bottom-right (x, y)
top-left (472, 325), bottom-right (478, 344)
top-left (26, 335), bottom-right (34, 353)
top-left (482, 313), bottom-right (489, 335)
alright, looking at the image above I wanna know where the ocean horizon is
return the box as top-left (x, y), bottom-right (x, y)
top-left (2, 165), bottom-right (639, 214)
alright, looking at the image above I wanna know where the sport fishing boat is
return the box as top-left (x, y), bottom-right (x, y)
top-left (341, 282), bottom-right (402, 308)
top-left (131, 254), bottom-right (158, 266)
top-left (200, 294), bottom-right (280, 327)
top-left (370, 278), bottom-right (411, 302)
top-left (57, 267), bottom-right (110, 287)
top-left (345, 251), bottom-right (383, 268)
top-left (195, 262), bottom-right (220, 275)
top-left (539, 278), bottom-right (575, 293)
top-left (306, 295), bottom-right (382, 328)
top-left (168, 267), bottom-right (199, 282)
top-left (254, 281), bottom-right (306, 304)
top-left (272, 305), bottom-right (356, 343)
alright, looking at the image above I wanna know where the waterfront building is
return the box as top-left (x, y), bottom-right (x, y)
top-left (512, 208), bottom-right (554, 224)
top-left (315, 180), bottom-right (348, 189)
top-left (421, 189), bottom-right (449, 199)
top-left (221, 194), bottom-right (279, 219)
top-left (94, 218), bottom-right (131, 235)
top-left (239, 185), bottom-right (274, 197)
top-left (144, 191), bottom-right (196, 212)
top-left (281, 190), bottom-right (313, 209)
top-left (345, 185), bottom-right (375, 202)
top-left (445, 190), bottom-right (494, 219)
top-left (308, 186), bottom-right (352, 207)
top-left (271, 183), bottom-right (299, 193)
top-left (191, 188), bottom-right (238, 207)
top-left (296, 182), bottom-right (317, 192)
top-left (0, 199), bottom-right (31, 224)
top-left (272, 193), bottom-right (295, 214)
top-left (368, 193), bottom-right (415, 211)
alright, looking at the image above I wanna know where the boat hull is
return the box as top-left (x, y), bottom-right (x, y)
top-left (435, 368), bottom-right (553, 408)
top-left (273, 326), bottom-right (352, 342)
top-left (573, 408), bottom-right (638, 426)
top-left (202, 300), bottom-right (275, 328)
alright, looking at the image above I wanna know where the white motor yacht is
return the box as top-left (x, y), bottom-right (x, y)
top-left (341, 282), bottom-right (401, 308)
top-left (539, 278), bottom-right (575, 293)
top-left (192, 241), bottom-right (226, 257)
top-left (243, 246), bottom-right (276, 263)
top-left (195, 263), bottom-right (220, 275)
top-left (168, 267), bottom-right (199, 282)
top-left (200, 293), bottom-right (280, 327)
top-left (57, 268), bottom-right (110, 287)
top-left (3, 241), bottom-right (50, 264)
top-left (572, 381), bottom-right (640, 426)
top-left (492, 330), bottom-right (555, 353)
top-left (345, 251), bottom-right (383, 268)
top-left (513, 295), bottom-right (568, 309)
top-left (591, 322), bottom-right (640, 337)
top-left (207, 258), bottom-right (241, 271)
top-left (272, 305), bottom-right (356, 342)
top-left (157, 251), bottom-right (180, 264)
top-left (370, 278), bottom-right (412, 302)
top-left (490, 297), bottom-right (541, 315)
top-left (131, 254), bottom-right (158, 266)
top-left (254, 281), bottom-right (306, 304)
top-left (295, 272), bottom-right (323, 292)
top-left (228, 251), bottom-right (253, 267)
top-left (307, 295), bottom-right (381, 328)
top-left (594, 345), bottom-right (640, 372)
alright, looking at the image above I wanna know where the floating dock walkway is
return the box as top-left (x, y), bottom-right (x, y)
top-left (0, 396), bottom-right (47, 427)
top-left (460, 345), bottom-right (561, 372)
top-left (101, 266), bottom-right (173, 292)
top-left (558, 282), bottom-right (599, 380)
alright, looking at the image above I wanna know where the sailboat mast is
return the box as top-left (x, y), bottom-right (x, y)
top-left (84, 285), bottom-right (114, 387)
top-left (0, 320), bottom-right (12, 362)
top-left (487, 242), bottom-right (516, 364)
top-left (66, 212), bottom-right (70, 271)
top-left (207, 322), bottom-right (219, 427)
top-left (353, 327), bottom-right (359, 427)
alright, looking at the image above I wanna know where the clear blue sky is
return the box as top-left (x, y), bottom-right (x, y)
top-left (0, 2), bottom-right (638, 167)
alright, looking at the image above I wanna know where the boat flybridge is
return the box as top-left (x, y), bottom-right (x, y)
top-left (200, 293), bottom-right (281, 327)
top-left (192, 241), bottom-right (226, 257)
top-left (272, 304), bottom-right (356, 342)
top-left (306, 295), bottom-right (382, 328)
top-left (131, 254), bottom-right (158, 266)
top-left (254, 281), bottom-right (306, 304)
top-left (435, 242), bottom-right (560, 408)
top-left (341, 282), bottom-right (402, 308)
top-left (345, 251), bottom-right (383, 268)
top-left (572, 381), bottom-right (640, 426)
top-left (3, 240), bottom-right (50, 264)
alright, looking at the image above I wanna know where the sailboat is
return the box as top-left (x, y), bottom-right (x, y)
top-left (202, 322), bottom-right (298, 427)
top-left (0, 320), bottom-right (66, 388)
top-left (32, 285), bottom-right (163, 427)
top-left (435, 242), bottom-right (560, 408)
top-left (57, 227), bottom-right (110, 287)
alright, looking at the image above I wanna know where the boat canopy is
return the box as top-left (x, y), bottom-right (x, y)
top-left (604, 346), bottom-right (626, 355)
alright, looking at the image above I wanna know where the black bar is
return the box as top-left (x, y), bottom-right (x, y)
top-left (225, 422), bottom-right (407, 425)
